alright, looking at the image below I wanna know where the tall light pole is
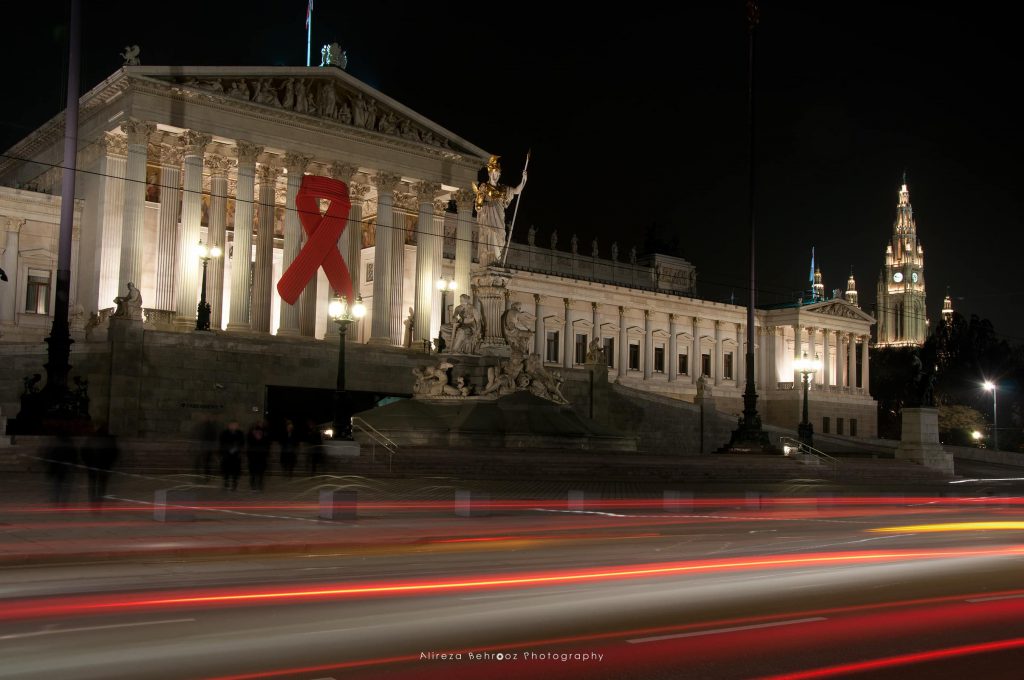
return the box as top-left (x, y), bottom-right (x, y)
top-left (794, 352), bottom-right (820, 447)
top-left (194, 241), bottom-right (222, 331)
top-left (984, 380), bottom-right (998, 451)
top-left (436, 276), bottom-right (456, 346)
top-left (329, 295), bottom-right (366, 440)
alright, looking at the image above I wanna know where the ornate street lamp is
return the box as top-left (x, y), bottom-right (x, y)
top-left (794, 352), bottom-right (821, 447)
top-left (328, 295), bottom-right (366, 440)
top-left (194, 240), bottom-right (222, 331)
top-left (983, 380), bottom-right (998, 451)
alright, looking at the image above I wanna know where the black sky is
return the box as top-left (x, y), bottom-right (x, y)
top-left (4, 2), bottom-right (1023, 342)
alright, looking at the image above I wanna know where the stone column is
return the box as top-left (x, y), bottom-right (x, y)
top-left (808, 326), bottom-right (817, 384)
top-left (0, 220), bottom-right (20, 322)
top-left (713, 320), bottom-right (722, 386)
top-left (667, 315), bottom-right (677, 382)
top-left (861, 335), bottom-right (870, 394)
top-left (327, 163), bottom-right (367, 341)
top-left (206, 155), bottom-right (232, 330)
top-left (822, 327), bottom-right (831, 386)
top-left (369, 172), bottom-right (402, 345)
top-left (848, 332), bottom-right (857, 389)
top-left (252, 161), bottom-right (280, 333)
top-left (836, 331), bottom-right (846, 387)
top-left (592, 301), bottom-right (600, 343)
top-left (154, 144), bottom-right (182, 311)
top-left (227, 141), bottom-right (261, 332)
top-left (618, 306), bottom-right (628, 375)
top-left (534, 294), bottom-right (543, 356)
top-left (413, 182), bottom-right (442, 345)
top-left (792, 323), bottom-right (802, 384)
top-left (691, 317), bottom-right (700, 382)
top-left (174, 130), bottom-right (211, 328)
top-left (454, 189), bottom-right (474, 298)
top-left (118, 119), bottom-right (155, 298)
top-left (643, 310), bottom-right (653, 380)
top-left (563, 299), bottom-right (572, 369)
top-left (277, 154), bottom-right (311, 337)
top-left (474, 270), bottom-right (511, 355)
top-left (91, 135), bottom-right (127, 312)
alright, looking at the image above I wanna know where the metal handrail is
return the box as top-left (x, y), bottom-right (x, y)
top-left (350, 417), bottom-right (397, 472)
top-left (779, 436), bottom-right (839, 474)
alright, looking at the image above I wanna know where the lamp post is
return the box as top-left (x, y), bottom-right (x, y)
top-left (194, 241), bottom-right (222, 331)
top-left (794, 352), bottom-right (820, 447)
top-left (983, 380), bottom-right (998, 451)
top-left (329, 295), bottom-right (366, 440)
top-left (436, 276), bottom-right (457, 350)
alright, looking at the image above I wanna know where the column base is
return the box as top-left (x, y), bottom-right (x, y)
top-left (276, 328), bottom-right (301, 338)
top-left (367, 336), bottom-right (394, 347)
top-left (225, 322), bottom-right (253, 333)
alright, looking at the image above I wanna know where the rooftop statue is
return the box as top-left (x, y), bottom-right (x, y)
top-left (120, 45), bottom-right (140, 66)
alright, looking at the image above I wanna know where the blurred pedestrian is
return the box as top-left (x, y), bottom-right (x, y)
top-left (306, 418), bottom-right (325, 476)
top-left (81, 421), bottom-right (119, 510)
top-left (45, 432), bottom-right (78, 506)
top-left (279, 419), bottom-right (299, 477)
top-left (219, 420), bottom-right (244, 491)
top-left (246, 420), bottom-right (270, 491)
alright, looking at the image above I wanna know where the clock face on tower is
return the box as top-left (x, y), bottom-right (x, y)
top-left (893, 272), bottom-right (904, 283)
top-left (911, 272), bottom-right (919, 283)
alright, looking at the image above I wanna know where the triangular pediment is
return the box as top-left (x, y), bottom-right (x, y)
top-left (804, 299), bottom-right (875, 323)
top-left (123, 66), bottom-right (489, 160)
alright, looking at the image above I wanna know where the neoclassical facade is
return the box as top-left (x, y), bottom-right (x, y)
top-left (0, 63), bottom-right (877, 439)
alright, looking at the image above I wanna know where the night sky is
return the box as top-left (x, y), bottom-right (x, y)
top-left (4, 2), bottom-right (1022, 342)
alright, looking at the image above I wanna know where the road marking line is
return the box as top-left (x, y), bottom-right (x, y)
top-left (967, 594), bottom-right (1024, 603)
top-left (627, 617), bottom-right (827, 644)
top-left (0, 618), bottom-right (195, 641)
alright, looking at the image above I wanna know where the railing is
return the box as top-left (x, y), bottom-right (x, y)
top-left (350, 417), bottom-right (398, 472)
top-left (779, 436), bottom-right (839, 475)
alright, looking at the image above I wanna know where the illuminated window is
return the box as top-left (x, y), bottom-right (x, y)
top-left (25, 269), bottom-right (51, 315)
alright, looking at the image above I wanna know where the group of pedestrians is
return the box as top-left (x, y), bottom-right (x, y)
top-left (192, 416), bottom-right (326, 491)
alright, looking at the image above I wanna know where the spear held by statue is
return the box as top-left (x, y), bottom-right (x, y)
top-left (501, 149), bottom-right (530, 266)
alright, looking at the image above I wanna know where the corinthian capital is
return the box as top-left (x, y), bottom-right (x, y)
top-left (101, 133), bottom-right (127, 156)
top-left (205, 154), bottom-right (234, 176)
top-left (453, 189), bottom-right (476, 209)
top-left (328, 162), bottom-right (359, 183)
top-left (372, 172), bottom-right (402, 195)
top-left (350, 182), bottom-right (372, 201)
top-left (179, 130), bottom-right (212, 157)
top-left (120, 118), bottom-right (156, 145)
top-left (283, 152), bottom-right (312, 175)
top-left (158, 144), bottom-right (183, 167)
top-left (235, 140), bottom-right (263, 166)
top-left (257, 163), bottom-right (281, 185)
top-left (415, 181), bottom-right (442, 204)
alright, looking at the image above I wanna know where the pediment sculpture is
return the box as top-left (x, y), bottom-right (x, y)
top-left (173, 75), bottom-right (454, 150)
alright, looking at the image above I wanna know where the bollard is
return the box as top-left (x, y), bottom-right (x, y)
top-left (663, 490), bottom-right (694, 513)
top-left (153, 489), bottom-right (196, 522)
top-left (745, 491), bottom-right (763, 510)
top-left (319, 489), bottom-right (358, 520)
top-left (455, 490), bottom-right (490, 517)
top-left (568, 490), bottom-right (591, 512)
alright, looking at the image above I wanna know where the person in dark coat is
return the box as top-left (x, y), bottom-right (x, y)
top-left (279, 419), bottom-right (299, 478)
top-left (219, 421), bottom-right (244, 491)
top-left (46, 433), bottom-right (78, 506)
top-left (81, 422), bottom-right (119, 510)
top-left (246, 420), bottom-right (270, 491)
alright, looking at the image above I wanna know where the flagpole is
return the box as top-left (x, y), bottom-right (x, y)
top-left (500, 150), bottom-right (530, 266)
top-left (306, 1), bottom-right (312, 66)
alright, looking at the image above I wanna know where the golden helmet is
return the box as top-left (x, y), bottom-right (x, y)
top-left (486, 155), bottom-right (501, 172)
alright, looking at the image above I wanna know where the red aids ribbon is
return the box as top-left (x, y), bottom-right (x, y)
top-left (276, 175), bottom-right (353, 305)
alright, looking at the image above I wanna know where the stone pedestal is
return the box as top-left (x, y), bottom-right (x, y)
top-left (319, 489), bottom-right (358, 520)
top-left (896, 407), bottom-right (954, 474)
top-left (663, 491), bottom-right (693, 513)
top-left (472, 267), bottom-right (512, 357)
top-left (455, 490), bottom-right (489, 517)
top-left (153, 489), bottom-right (196, 522)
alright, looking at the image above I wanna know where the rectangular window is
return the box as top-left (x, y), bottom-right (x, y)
top-left (365, 263), bottom-right (374, 282)
top-left (701, 353), bottom-right (711, 377)
top-left (629, 343), bottom-right (640, 370)
top-left (837, 417), bottom-right (844, 435)
top-left (822, 416), bottom-right (830, 434)
top-left (575, 333), bottom-right (588, 365)
top-left (678, 353), bottom-right (688, 375)
top-left (546, 331), bottom-right (560, 363)
top-left (850, 419), bottom-right (857, 437)
top-left (25, 269), bottom-right (51, 315)
top-left (724, 352), bottom-right (734, 380)
top-left (604, 338), bottom-right (615, 368)
top-left (654, 346), bottom-right (665, 373)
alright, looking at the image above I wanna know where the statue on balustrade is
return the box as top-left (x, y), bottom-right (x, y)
top-left (112, 282), bottom-right (143, 321)
top-left (501, 301), bottom-right (534, 355)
